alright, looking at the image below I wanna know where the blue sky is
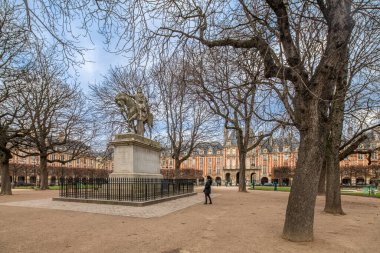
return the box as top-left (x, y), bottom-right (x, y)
top-left (75, 34), bottom-right (126, 94)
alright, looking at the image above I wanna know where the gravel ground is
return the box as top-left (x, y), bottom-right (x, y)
top-left (0, 187), bottom-right (379, 253)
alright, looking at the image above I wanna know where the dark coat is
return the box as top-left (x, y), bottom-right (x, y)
top-left (203, 179), bottom-right (212, 194)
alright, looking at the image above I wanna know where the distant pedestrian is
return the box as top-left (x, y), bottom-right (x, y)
top-left (203, 175), bottom-right (212, 204)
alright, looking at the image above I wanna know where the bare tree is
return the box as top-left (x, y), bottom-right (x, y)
top-left (193, 48), bottom-right (280, 192)
top-left (320, 11), bottom-right (380, 214)
top-left (153, 54), bottom-right (214, 177)
top-left (16, 46), bottom-right (94, 190)
top-left (0, 0), bottom-right (31, 195)
top-left (0, 82), bottom-right (27, 195)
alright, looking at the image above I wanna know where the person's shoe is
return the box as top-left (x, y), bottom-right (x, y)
top-left (209, 202), bottom-right (212, 204)
top-left (204, 202), bottom-right (207, 204)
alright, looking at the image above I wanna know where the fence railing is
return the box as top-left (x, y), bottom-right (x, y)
top-left (59, 177), bottom-right (195, 202)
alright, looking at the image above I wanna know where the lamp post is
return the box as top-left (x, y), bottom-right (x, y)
top-left (252, 167), bottom-right (260, 189)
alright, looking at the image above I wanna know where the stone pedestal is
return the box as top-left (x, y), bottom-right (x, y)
top-left (109, 133), bottom-right (163, 178)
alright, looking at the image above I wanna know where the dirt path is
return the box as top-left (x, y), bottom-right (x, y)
top-left (0, 187), bottom-right (379, 253)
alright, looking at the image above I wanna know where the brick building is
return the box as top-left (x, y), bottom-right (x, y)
top-left (5, 151), bottom-right (112, 186)
top-left (160, 129), bottom-right (380, 186)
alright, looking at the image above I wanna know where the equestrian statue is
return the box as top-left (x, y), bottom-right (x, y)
top-left (115, 88), bottom-right (153, 137)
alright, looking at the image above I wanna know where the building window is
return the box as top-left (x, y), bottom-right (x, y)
top-left (169, 160), bottom-right (173, 167)
top-left (200, 158), bottom-right (204, 172)
top-left (358, 154), bottom-right (363, 160)
top-left (227, 149), bottom-right (230, 155)
top-left (263, 155), bottom-right (268, 161)
top-left (208, 149), bottom-right (213, 155)
top-left (284, 154), bottom-right (289, 161)
top-left (161, 159), bottom-right (165, 166)
top-left (232, 159), bottom-right (236, 169)
top-left (232, 149), bottom-right (236, 155)
top-left (373, 152), bottom-right (378, 160)
top-left (208, 158), bottom-right (212, 174)
top-left (216, 158), bottom-right (221, 175)
top-left (273, 155), bottom-right (278, 161)
top-left (263, 165), bottom-right (267, 175)
top-left (217, 151), bottom-right (220, 155)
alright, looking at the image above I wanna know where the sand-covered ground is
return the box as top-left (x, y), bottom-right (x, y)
top-left (0, 187), bottom-right (379, 253)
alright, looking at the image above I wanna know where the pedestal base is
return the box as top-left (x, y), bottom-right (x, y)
top-left (109, 133), bottom-right (163, 179)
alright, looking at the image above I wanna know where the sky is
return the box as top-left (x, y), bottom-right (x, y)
top-left (75, 33), bottom-right (126, 94)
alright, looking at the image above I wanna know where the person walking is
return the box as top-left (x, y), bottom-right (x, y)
top-left (203, 175), bottom-right (213, 204)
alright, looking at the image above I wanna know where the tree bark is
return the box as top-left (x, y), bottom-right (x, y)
top-left (236, 129), bottom-right (247, 192)
top-left (324, 67), bottom-right (348, 215)
top-left (238, 151), bottom-right (247, 192)
top-left (174, 157), bottom-right (181, 178)
top-left (0, 159), bottom-right (12, 195)
top-left (318, 161), bottom-right (326, 195)
top-left (324, 142), bottom-right (344, 214)
top-left (282, 116), bottom-right (326, 241)
top-left (39, 155), bottom-right (49, 190)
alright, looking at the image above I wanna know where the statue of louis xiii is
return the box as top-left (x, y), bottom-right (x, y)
top-left (115, 88), bottom-right (153, 137)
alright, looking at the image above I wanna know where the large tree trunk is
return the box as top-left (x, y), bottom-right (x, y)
top-left (324, 62), bottom-right (348, 215)
top-left (282, 95), bottom-right (327, 241)
top-left (318, 161), bottom-right (326, 195)
top-left (282, 128), bottom-right (326, 241)
top-left (174, 157), bottom-right (181, 178)
top-left (236, 130), bottom-right (247, 192)
top-left (39, 155), bottom-right (49, 190)
top-left (238, 151), bottom-right (247, 192)
top-left (0, 159), bottom-right (12, 195)
top-left (324, 142), bottom-right (344, 214)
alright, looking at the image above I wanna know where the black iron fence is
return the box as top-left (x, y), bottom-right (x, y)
top-left (59, 177), bottom-right (195, 202)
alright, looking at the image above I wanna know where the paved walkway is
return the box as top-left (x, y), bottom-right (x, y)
top-left (0, 193), bottom-right (218, 218)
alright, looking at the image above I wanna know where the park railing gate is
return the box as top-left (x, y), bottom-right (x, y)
top-left (59, 177), bottom-right (195, 202)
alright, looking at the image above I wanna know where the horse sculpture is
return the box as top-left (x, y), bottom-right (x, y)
top-left (115, 92), bottom-right (153, 137)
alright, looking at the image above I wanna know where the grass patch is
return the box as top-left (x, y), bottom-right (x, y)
top-left (251, 186), bottom-right (380, 198)
top-left (250, 186), bottom-right (291, 192)
top-left (47, 186), bottom-right (60, 190)
top-left (14, 186), bottom-right (61, 190)
top-left (341, 192), bottom-right (380, 198)
top-left (14, 186), bottom-right (35, 189)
